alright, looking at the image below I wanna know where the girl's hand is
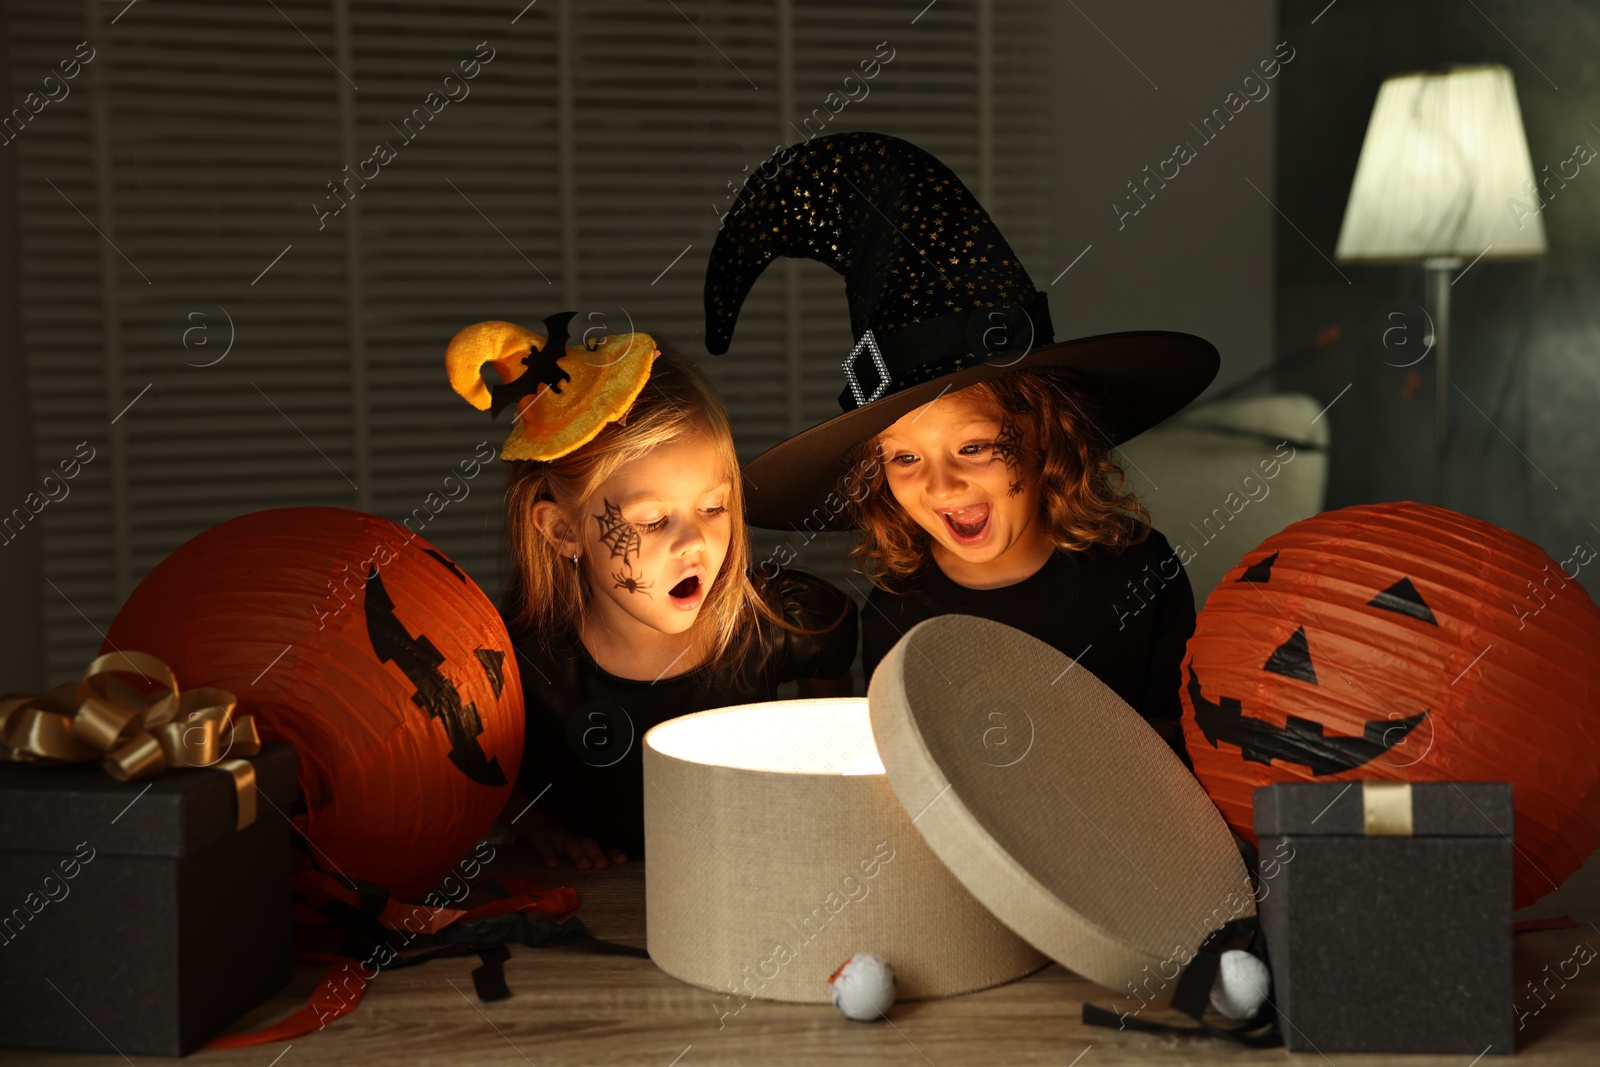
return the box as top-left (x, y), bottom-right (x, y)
top-left (511, 805), bottom-right (628, 870)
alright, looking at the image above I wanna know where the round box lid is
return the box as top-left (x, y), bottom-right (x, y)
top-left (868, 614), bottom-right (1252, 993)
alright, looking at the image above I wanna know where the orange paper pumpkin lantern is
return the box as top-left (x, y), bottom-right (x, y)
top-left (1181, 502), bottom-right (1600, 908)
top-left (105, 507), bottom-right (523, 899)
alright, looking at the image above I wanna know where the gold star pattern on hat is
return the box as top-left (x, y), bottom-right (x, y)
top-left (705, 132), bottom-right (1037, 375)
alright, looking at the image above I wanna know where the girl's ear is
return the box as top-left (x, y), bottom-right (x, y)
top-left (530, 499), bottom-right (582, 559)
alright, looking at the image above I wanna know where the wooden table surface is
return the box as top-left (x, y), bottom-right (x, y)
top-left (14, 847), bottom-right (1600, 1066)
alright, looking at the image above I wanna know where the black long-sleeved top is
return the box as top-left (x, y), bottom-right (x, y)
top-left (860, 529), bottom-right (1196, 767)
top-left (508, 568), bottom-right (858, 856)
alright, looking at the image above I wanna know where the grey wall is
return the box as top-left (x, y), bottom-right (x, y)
top-left (1273, 0), bottom-right (1600, 600)
top-left (1046, 0), bottom-right (1279, 397)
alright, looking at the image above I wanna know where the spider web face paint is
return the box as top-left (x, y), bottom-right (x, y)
top-left (594, 499), bottom-right (642, 563)
top-left (993, 416), bottom-right (1026, 497)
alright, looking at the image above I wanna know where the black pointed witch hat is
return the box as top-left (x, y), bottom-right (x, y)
top-left (704, 131), bottom-right (1219, 530)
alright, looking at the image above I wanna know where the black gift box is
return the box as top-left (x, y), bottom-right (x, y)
top-left (1253, 780), bottom-right (1514, 1055)
top-left (0, 742), bottom-right (296, 1056)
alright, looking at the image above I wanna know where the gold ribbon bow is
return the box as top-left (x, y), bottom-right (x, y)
top-left (0, 651), bottom-right (262, 830)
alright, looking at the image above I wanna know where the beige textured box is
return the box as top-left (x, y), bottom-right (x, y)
top-left (644, 699), bottom-right (1047, 1003)
top-left (644, 614), bottom-right (1251, 1006)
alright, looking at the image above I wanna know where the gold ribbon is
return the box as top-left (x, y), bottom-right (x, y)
top-left (1361, 780), bottom-right (1414, 837)
top-left (0, 651), bottom-right (261, 830)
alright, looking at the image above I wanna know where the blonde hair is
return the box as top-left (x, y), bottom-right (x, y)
top-left (845, 369), bottom-right (1152, 588)
top-left (501, 345), bottom-right (784, 684)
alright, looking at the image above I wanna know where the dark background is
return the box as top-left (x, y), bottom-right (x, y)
top-left (2, 0), bottom-right (1597, 689)
top-left (1273, 0), bottom-right (1600, 579)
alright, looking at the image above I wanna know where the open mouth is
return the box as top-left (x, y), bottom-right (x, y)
top-left (939, 504), bottom-right (990, 544)
top-left (668, 574), bottom-right (702, 605)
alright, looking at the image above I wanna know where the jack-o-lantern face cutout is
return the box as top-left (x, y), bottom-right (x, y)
top-left (1181, 503), bottom-right (1600, 909)
top-left (365, 552), bottom-right (506, 787)
top-left (1187, 551), bottom-right (1430, 776)
top-left (105, 507), bottom-right (525, 901)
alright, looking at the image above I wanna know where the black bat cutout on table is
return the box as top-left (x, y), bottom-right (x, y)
top-left (489, 311), bottom-right (578, 418)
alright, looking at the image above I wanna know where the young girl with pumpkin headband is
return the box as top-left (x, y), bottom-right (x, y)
top-left (447, 315), bottom-right (857, 868)
top-left (704, 133), bottom-right (1220, 766)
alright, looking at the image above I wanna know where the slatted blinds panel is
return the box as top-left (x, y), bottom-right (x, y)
top-left (8, 0), bottom-right (1047, 681)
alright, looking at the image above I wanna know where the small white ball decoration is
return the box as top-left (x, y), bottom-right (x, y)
top-left (828, 953), bottom-right (897, 1021)
top-left (1208, 949), bottom-right (1271, 1021)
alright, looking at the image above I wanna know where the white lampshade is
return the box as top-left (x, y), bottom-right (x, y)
top-left (1335, 64), bottom-right (1548, 263)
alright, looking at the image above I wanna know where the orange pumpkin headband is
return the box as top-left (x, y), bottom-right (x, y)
top-left (446, 312), bottom-right (659, 462)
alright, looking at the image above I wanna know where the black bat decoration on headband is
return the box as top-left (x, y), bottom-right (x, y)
top-left (489, 310), bottom-right (577, 418)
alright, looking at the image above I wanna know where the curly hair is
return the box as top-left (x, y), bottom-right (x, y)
top-left (843, 368), bottom-right (1152, 588)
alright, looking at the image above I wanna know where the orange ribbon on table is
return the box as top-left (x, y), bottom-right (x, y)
top-left (0, 651), bottom-right (263, 829)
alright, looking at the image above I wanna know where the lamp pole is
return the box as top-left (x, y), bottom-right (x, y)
top-left (1423, 256), bottom-right (1460, 505)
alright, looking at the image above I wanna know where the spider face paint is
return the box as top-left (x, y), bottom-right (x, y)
top-left (992, 415), bottom-right (1026, 497)
top-left (593, 500), bottom-right (657, 595)
top-left (876, 385), bottom-right (1054, 588)
top-left (576, 434), bottom-right (733, 640)
top-left (612, 560), bottom-right (653, 596)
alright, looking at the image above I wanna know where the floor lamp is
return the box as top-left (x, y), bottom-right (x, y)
top-left (1333, 64), bottom-right (1547, 505)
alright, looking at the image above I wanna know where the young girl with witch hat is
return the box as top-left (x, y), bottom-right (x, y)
top-left (703, 132), bottom-right (1219, 765)
top-left (446, 315), bottom-right (857, 868)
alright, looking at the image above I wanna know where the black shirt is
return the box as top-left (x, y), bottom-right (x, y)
top-left (507, 568), bottom-right (858, 857)
top-left (861, 529), bottom-right (1196, 766)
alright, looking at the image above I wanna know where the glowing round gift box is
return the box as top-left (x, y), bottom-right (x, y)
top-left (643, 698), bottom-right (1047, 1003)
top-left (644, 614), bottom-right (1253, 1007)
